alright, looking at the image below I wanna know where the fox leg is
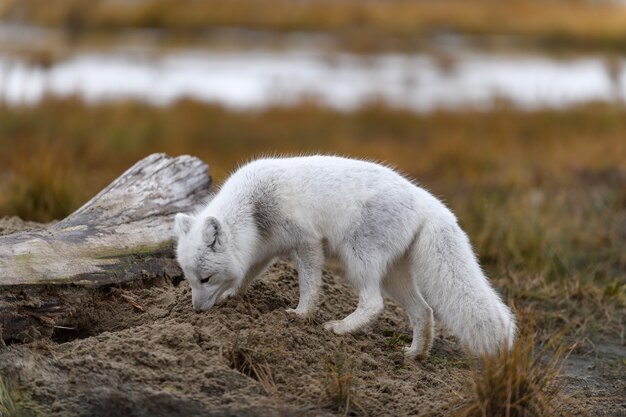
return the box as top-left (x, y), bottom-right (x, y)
top-left (323, 278), bottom-right (384, 334)
top-left (324, 197), bottom-right (419, 335)
top-left (286, 242), bottom-right (324, 317)
top-left (382, 260), bottom-right (434, 359)
top-left (323, 251), bottom-right (385, 334)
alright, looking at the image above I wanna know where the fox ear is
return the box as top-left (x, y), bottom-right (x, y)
top-left (174, 213), bottom-right (193, 237)
top-left (203, 216), bottom-right (222, 251)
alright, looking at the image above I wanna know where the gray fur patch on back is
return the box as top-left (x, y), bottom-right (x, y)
top-left (252, 198), bottom-right (278, 240)
top-left (250, 181), bottom-right (305, 245)
top-left (251, 181), bottom-right (282, 240)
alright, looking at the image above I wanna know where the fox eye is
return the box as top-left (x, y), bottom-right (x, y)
top-left (199, 274), bottom-right (215, 284)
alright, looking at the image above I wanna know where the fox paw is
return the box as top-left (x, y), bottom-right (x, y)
top-left (323, 320), bottom-right (348, 335)
top-left (402, 345), bottom-right (428, 360)
top-left (285, 307), bottom-right (310, 318)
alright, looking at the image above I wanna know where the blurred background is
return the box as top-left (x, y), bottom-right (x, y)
top-left (0, 0), bottom-right (624, 339)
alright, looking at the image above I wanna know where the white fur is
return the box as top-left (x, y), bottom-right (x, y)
top-left (175, 156), bottom-right (516, 358)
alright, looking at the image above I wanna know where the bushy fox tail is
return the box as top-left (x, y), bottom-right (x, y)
top-left (412, 219), bottom-right (516, 356)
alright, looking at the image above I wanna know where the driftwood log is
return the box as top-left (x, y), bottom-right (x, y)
top-left (0, 153), bottom-right (212, 343)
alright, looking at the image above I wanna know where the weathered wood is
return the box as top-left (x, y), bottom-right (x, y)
top-left (0, 153), bottom-right (211, 342)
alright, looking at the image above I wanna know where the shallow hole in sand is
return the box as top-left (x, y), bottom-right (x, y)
top-left (171, 275), bottom-right (185, 287)
top-left (3, 338), bottom-right (23, 347)
top-left (51, 325), bottom-right (93, 344)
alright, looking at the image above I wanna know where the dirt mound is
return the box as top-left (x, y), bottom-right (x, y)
top-left (0, 259), bottom-right (471, 417)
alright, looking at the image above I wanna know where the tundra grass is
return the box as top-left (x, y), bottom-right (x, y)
top-left (226, 343), bottom-right (276, 395)
top-left (0, 374), bottom-right (37, 417)
top-left (3, 0), bottom-right (626, 53)
top-left (323, 339), bottom-right (363, 416)
top-left (455, 322), bottom-right (574, 417)
top-left (0, 98), bottom-right (624, 346)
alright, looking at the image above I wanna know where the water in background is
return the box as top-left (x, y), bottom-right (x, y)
top-left (0, 26), bottom-right (623, 111)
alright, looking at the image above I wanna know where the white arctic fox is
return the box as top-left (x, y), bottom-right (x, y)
top-left (174, 156), bottom-right (515, 358)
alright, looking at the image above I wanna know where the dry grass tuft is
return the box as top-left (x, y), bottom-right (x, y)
top-left (455, 321), bottom-right (573, 417)
top-left (226, 341), bottom-right (275, 395)
top-left (0, 374), bottom-right (36, 417)
top-left (323, 339), bottom-right (364, 416)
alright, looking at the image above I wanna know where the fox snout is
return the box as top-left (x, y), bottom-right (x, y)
top-left (193, 293), bottom-right (234, 312)
top-left (191, 289), bottom-right (214, 312)
top-left (193, 299), bottom-right (217, 313)
top-left (192, 300), bottom-right (211, 313)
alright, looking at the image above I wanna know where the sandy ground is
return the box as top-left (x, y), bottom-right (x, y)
top-left (0, 217), bottom-right (624, 417)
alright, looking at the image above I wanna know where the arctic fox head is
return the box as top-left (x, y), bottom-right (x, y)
top-left (174, 213), bottom-right (242, 312)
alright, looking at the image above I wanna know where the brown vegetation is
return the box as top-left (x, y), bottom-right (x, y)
top-left (0, 374), bottom-right (35, 417)
top-left (226, 338), bottom-right (276, 395)
top-left (2, 0), bottom-right (626, 52)
top-left (455, 316), bottom-right (574, 417)
top-left (323, 339), bottom-right (363, 415)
